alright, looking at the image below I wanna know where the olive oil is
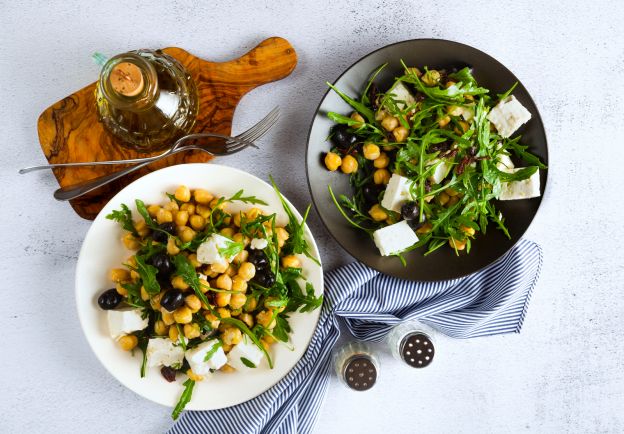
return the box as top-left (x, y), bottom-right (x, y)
top-left (95, 49), bottom-right (198, 152)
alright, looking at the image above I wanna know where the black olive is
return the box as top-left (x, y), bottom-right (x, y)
top-left (330, 124), bottom-right (357, 150)
top-left (253, 269), bottom-right (276, 288)
top-left (161, 366), bottom-right (177, 382)
top-left (152, 222), bottom-right (176, 243)
top-left (401, 201), bottom-right (420, 220)
top-left (362, 184), bottom-right (382, 205)
top-left (161, 289), bottom-right (185, 312)
top-left (150, 253), bottom-right (174, 278)
top-left (98, 288), bottom-right (123, 310)
top-left (248, 249), bottom-right (269, 270)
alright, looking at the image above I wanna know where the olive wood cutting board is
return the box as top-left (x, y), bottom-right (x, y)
top-left (37, 37), bottom-right (297, 219)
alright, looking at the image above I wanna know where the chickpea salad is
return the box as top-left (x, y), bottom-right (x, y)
top-left (100, 180), bottom-right (322, 419)
top-left (323, 62), bottom-right (546, 260)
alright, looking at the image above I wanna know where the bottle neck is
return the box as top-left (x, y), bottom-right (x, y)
top-left (98, 52), bottom-right (158, 111)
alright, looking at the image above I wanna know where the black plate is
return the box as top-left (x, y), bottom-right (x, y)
top-left (305, 39), bottom-right (548, 281)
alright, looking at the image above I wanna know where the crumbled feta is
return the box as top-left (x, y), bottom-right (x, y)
top-left (107, 309), bottom-right (148, 340)
top-left (146, 338), bottom-right (184, 368)
top-left (196, 234), bottom-right (232, 265)
top-left (250, 238), bottom-right (268, 250)
top-left (495, 143), bottom-right (515, 173)
top-left (460, 105), bottom-right (474, 121)
top-left (185, 339), bottom-right (228, 375)
top-left (373, 220), bottom-right (419, 256)
top-left (386, 82), bottom-right (416, 110)
top-left (227, 336), bottom-right (265, 370)
top-left (499, 168), bottom-right (541, 200)
top-left (381, 174), bottom-right (414, 213)
top-left (487, 95), bottom-right (531, 138)
top-left (428, 159), bottom-right (452, 184)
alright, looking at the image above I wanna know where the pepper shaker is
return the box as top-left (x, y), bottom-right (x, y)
top-left (332, 342), bottom-right (379, 391)
top-left (386, 321), bottom-right (435, 368)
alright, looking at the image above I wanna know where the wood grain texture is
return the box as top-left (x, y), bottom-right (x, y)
top-left (37, 37), bottom-right (297, 220)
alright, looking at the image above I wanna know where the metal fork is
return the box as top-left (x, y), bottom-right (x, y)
top-left (20, 106), bottom-right (280, 173)
top-left (52, 107), bottom-right (280, 201)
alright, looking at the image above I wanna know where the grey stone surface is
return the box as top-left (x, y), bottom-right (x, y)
top-left (1, 0), bottom-right (623, 432)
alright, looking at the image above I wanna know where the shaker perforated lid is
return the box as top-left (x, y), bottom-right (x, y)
top-left (343, 355), bottom-right (377, 391)
top-left (400, 333), bottom-right (434, 368)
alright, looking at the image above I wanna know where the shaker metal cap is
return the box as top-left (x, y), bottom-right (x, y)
top-left (344, 356), bottom-right (377, 391)
top-left (400, 333), bottom-right (434, 368)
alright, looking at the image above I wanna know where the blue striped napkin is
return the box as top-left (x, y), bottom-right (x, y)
top-left (169, 238), bottom-right (542, 434)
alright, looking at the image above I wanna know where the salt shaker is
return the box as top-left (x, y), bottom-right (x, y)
top-left (332, 342), bottom-right (379, 391)
top-left (386, 321), bottom-right (435, 368)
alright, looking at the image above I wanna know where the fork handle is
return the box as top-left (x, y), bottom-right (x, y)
top-left (53, 157), bottom-right (163, 201)
top-left (19, 154), bottom-right (166, 174)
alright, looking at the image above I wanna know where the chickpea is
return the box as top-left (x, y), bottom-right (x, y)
top-left (193, 189), bottom-right (214, 205)
top-left (405, 66), bottom-right (422, 77)
top-left (221, 326), bottom-right (243, 345)
top-left (373, 152), bottom-right (390, 169)
top-left (198, 278), bottom-right (210, 294)
top-left (274, 227), bottom-right (289, 247)
top-left (186, 253), bottom-right (201, 269)
top-left (262, 334), bottom-right (276, 345)
top-left (118, 335), bottom-right (138, 351)
top-left (210, 261), bottom-right (228, 274)
top-left (281, 255), bottom-right (301, 269)
top-left (350, 111), bottom-right (365, 127)
top-left (246, 208), bottom-right (263, 220)
top-left (233, 249), bottom-right (249, 265)
top-left (110, 268), bottom-right (130, 283)
top-left (186, 369), bottom-right (204, 382)
top-left (134, 219), bottom-right (150, 237)
top-left (172, 275), bottom-right (189, 290)
top-left (154, 320), bottom-right (167, 336)
top-left (150, 292), bottom-right (164, 310)
top-left (140, 286), bottom-right (150, 301)
top-left (230, 308), bottom-right (243, 316)
top-left (169, 325), bottom-right (180, 342)
top-left (231, 275), bottom-right (248, 293)
top-left (188, 215), bottom-right (205, 231)
top-left (447, 195), bottom-right (460, 206)
top-left (156, 208), bottom-right (173, 224)
top-left (445, 80), bottom-right (456, 88)
top-left (173, 306), bottom-right (193, 324)
top-left (229, 292), bottom-right (247, 310)
top-left (209, 198), bottom-right (226, 210)
top-left (164, 200), bottom-right (179, 213)
top-left (438, 115), bottom-right (451, 128)
top-left (215, 291), bottom-right (232, 307)
top-left (184, 323), bottom-right (201, 339)
top-left (180, 202), bottom-right (195, 215)
top-left (422, 69), bottom-right (441, 86)
top-left (256, 310), bottom-right (276, 329)
top-left (204, 312), bottom-right (220, 329)
top-left (392, 126), bottom-right (408, 143)
top-left (237, 262), bottom-right (256, 281)
top-left (362, 143), bottom-right (380, 160)
top-left (195, 204), bottom-right (211, 219)
top-left (447, 105), bottom-right (464, 116)
top-left (115, 283), bottom-right (128, 297)
top-left (368, 204), bottom-right (388, 222)
top-left (446, 187), bottom-right (459, 197)
top-left (129, 269), bottom-right (140, 281)
top-left (167, 237), bottom-right (180, 255)
top-left (174, 185), bottom-right (191, 203)
top-left (340, 155), bottom-right (358, 174)
top-left (264, 297), bottom-right (286, 313)
top-left (460, 225), bottom-right (476, 237)
top-left (226, 264), bottom-right (238, 277)
top-left (381, 116), bottom-right (399, 132)
top-left (220, 364), bottom-right (235, 373)
top-left (161, 309), bottom-right (175, 325)
top-left (373, 168), bottom-right (391, 185)
top-left (437, 192), bottom-right (450, 206)
top-left (458, 121), bottom-right (470, 133)
top-left (179, 227), bottom-right (196, 243)
top-left (220, 227), bottom-right (235, 238)
top-left (238, 313), bottom-right (254, 328)
top-left (244, 295), bottom-right (258, 312)
top-left (416, 222), bottom-right (433, 235)
top-left (232, 212), bottom-right (243, 227)
top-left (465, 94), bottom-right (474, 101)
top-left (449, 238), bottom-right (467, 251)
top-left (185, 294), bottom-right (202, 312)
top-left (216, 274), bottom-right (233, 291)
top-left (216, 307), bottom-right (231, 319)
top-left (324, 151), bottom-right (343, 172)
top-left (147, 204), bottom-right (161, 218)
top-left (233, 232), bottom-right (250, 247)
top-left (172, 210), bottom-right (188, 227)
top-left (122, 232), bottom-right (140, 250)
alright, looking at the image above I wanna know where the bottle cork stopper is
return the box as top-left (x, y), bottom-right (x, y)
top-left (110, 62), bottom-right (144, 97)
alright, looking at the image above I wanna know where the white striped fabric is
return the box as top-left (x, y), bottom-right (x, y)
top-left (169, 239), bottom-right (542, 434)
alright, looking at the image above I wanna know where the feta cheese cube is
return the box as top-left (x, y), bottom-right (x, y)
top-left (250, 238), bottom-right (268, 250)
top-left (196, 234), bottom-right (233, 265)
top-left (496, 153), bottom-right (515, 173)
top-left (499, 168), bottom-right (541, 200)
top-left (146, 338), bottom-right (184, 368)
top-left (428, 159), bottom-right (452, 184)
top-left (185, 339), bottom-right (228, 375)
top-left (386, 82), bottom-right (416, 110)
top-left (380, 174), bottom-right (414, 213)
top-left (373, 220), bottom-right (419, 256)
top-left (487, 95), bottom-right (531, 138)
top-left (107, 309), bottom-right (148, 340)
top-left (227, 336), bottom-right (265, 370)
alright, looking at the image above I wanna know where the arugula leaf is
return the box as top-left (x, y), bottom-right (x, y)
top-left (361, 62), bottom-right (387, 106)
top-left (448, 67), bottom-right (477, 86)
top-left (327, 111), bottom-right (367, 127)
top-left (240, 357), bottom-right (257, 368)
top-left (221, 317), bottom-right (273, 368)
top-left (203, 341), bottom-right (222, 362)
top-left (134, 255), bottom-right (160, 295)
top-left (495, 165), bottom-right (538, 182)
top-left (272, 315), bottom-right (291, 342)
top-left (166, 192), bottom-right (183, 207)
top-left (138, 334), bottom-right (149, 377)
top-left (506, 137), bottom-right (547, 169)
top-left (135, 199), bottom-right (156, 228)
top-left (172, 255), bottom-right (214, 316)
top-left (217, 239), bottom-right (244, 259)
top-left (171, 379), bottom-right (195, 420)
top-left (327, 82), bottom-right (375, 123)
top-left (106, 204), bottom-right (138, 236)
top-left (226, 190), bottom-right (268, 206)
top-left (288, 281), bottom-right (324, 313)
top-left (497, 82), bottom-right (519, 101)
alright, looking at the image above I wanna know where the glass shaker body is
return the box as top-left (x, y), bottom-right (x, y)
top-left (386, 321), bottom-right (435, 368)
top-left (333, 342), bottom-right (379, 391)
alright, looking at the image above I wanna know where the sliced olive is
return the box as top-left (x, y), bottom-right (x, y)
top-left (150, 253), bottom-right (174, 278)
top-left (98, 288), bottom-right (123, 310)
top-left (248, 250), bottom-right (269, 270)
top-left (362, 184), bottom-right (383, 205)
top-left (153, 222), bottom-right (176, 243)
top-left (161, 289), bottom-right (185, 312)
top-left (253, 269), bottom-right (276, 288)
top-left (401, 201), bottom-right (420, 220)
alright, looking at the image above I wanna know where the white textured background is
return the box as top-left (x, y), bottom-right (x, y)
top-left (1, 1), bottom-right (623, 432)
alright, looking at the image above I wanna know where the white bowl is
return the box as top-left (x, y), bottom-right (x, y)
top-left (75, 163), bottom-right (324, 410)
